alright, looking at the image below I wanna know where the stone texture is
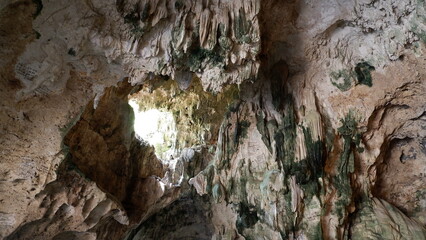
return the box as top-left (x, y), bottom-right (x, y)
top-left (4, 170), bottom-right (125, 240)
top-left (63, 81), bottom-right (169, 223)
top-left (124, 194), bottom-right (214, 240)
top-left (1, 0), bottom-right (426, 239)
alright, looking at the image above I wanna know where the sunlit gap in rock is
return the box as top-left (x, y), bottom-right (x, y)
top-left (129, 99), bottom-right (177, 161)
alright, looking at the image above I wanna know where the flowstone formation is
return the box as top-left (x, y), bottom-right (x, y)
top-left (0, 0), bottom-right (426, 239)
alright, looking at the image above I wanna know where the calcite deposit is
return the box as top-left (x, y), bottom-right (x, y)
top-left (0, 0), bottom-right (425, 239)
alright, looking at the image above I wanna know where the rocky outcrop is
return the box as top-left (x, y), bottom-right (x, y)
top-left (124, 194), bottom-right (214, 240)
top-left (63, 81), bottom-right (170, 223)
top-left (12, 0), bottom-right (260, 100)
top-left (5, 170), bottom-right (126, 240)
top-left (1, 0), bottom-right (426, 239)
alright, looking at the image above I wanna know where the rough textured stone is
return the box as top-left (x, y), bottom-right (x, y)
top-left (1, 0), bottom-right (426, 239)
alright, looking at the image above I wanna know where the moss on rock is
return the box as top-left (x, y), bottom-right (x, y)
top-left (354, 62), bottom-right (375, 87)
top-left (330, 69), bottom-right (355, 91)
top-left (130, 77), bottom-right (239, 154)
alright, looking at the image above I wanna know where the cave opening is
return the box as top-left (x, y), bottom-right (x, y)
top-left (129, 99), bottom-right (177, 160)
top-left (127, 77), bottom-right (240, 162)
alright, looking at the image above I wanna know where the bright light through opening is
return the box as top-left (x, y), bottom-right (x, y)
top-left (129, 100), bottom-right (177, 160)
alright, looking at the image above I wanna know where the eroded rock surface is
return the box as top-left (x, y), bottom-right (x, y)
top-left (1, 0), bottom-right (426, 239)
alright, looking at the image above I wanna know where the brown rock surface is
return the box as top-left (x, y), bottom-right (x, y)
top-left (64, 81), bottom-right (169, 223)
top-left (1, 0), bottom-right (426, 239)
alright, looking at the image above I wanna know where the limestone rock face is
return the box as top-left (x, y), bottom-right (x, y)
top-left (124, 194), bottom-right (215, 240)
top-left (1, 0), bottom-right (426, 239)
top-left (12, 0), bottom-right (260, 99)
top-left (63, 81), bottom-right (169, 223)
top-left (4, 171), bottom-right (126, 240)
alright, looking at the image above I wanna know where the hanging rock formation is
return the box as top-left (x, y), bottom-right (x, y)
top-left (0, 0), bottom-right (425, 239)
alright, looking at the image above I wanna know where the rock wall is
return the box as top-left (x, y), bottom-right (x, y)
top-left (0, 0), bottom-right (425, 239)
